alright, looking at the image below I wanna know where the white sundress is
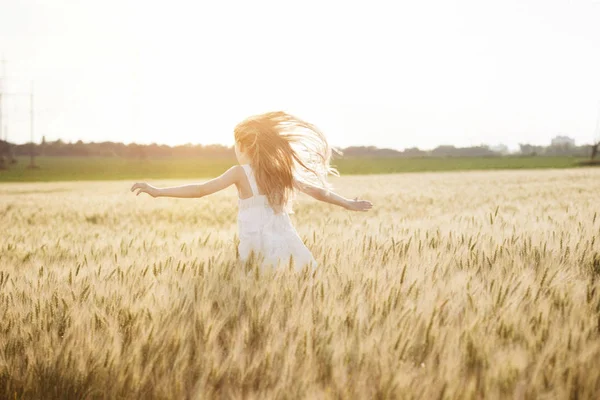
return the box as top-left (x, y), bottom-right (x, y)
top-left (237, 164), bottom-right (317, 271)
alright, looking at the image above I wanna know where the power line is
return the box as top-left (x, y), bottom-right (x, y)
top-left (0, 56), bottom-right (5, 141)
top-left (595, 101), bottom-right (600, 143)
top-left (0, 59), bottom-right (36, 140)
top-left (29, 81), bottom-right (35, 167)
top-left (0, 57), bottom-right (38, 167)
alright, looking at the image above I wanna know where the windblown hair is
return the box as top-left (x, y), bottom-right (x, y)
top-left (234, 111), bottom-right (340, 213)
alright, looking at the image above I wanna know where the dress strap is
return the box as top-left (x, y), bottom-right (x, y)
top-left (241, 164), bottom-right (260, 196)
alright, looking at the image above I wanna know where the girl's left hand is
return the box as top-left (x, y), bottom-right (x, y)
top-left (130, 182), bottom-right (158, 198)
top-left (346, 197), bottom-right (373, 212)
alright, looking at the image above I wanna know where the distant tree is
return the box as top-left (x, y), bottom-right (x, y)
top-left (550, 135), bottom-right (575, 148)
top-left (72, 140), bottom-right (90, 156)
top-left (341, 146), bottom-right (403, 157)
top-left (8, 143), bottom-right (16, 164)
top-left (128, 143), bottom-right (147, 159)
top-left (431, 145), bottom-right (456, 157)
top-left (402, 147), bottom-right (426, 157)
top-left (0, 140), bottom-right (8, 169)
top-left (489, 144), bottom-right (510, 155)
top-left (519, 143), bottom-right (545, 156)
top-left (431, 145), bottom-right (496, 157)
top-left (547, 135), bottom-right (576, 155)
top-left (2, 137), bottom-right (596, 160)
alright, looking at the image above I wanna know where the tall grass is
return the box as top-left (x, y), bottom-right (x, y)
top-left (1, 169), bottom-right (600, 398)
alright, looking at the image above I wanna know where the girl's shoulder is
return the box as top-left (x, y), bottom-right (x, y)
top-left (220, 165), bottom-right (247, 185)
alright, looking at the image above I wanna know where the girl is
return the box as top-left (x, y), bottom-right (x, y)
top-left (130, 111), bottom-right (373, 271)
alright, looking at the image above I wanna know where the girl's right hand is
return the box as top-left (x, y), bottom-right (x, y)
top-left (346, 197), bottom-right (373, 212)
top-left (131, 182), bottom-right (159, 198)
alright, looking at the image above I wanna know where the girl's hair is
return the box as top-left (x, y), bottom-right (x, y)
top-left (234, 111), bottom-right (339, 212)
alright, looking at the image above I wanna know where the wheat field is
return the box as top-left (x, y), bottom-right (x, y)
top-left (1, 169), bottom-right (600, 399)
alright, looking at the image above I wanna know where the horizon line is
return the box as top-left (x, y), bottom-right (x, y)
top-left (3, 137), bottom-right (596, 153)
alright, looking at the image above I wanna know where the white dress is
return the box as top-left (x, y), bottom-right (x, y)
top-left (237, 164), bottom-right (317, 271)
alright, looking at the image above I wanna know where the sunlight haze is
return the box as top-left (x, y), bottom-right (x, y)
top-left (1, 0), bottom-right (600, 150)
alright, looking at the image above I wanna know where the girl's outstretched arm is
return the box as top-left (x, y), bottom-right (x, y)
top-left (294, 180), bottom-right (373, 211)
top-left (131, 166), bottom-right (242, 199)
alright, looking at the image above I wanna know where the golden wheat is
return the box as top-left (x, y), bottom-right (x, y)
top-left (1, 168), bottom-right (600, 399)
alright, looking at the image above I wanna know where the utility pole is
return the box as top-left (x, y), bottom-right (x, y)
top-left (28, 80), bottom-right (37, 168)
top-left (591, 102), bottom-right (600, 162)
top-left (0, 58), bottom-right (40, 168)
top-left (0, 56), bottom-right (5, 169)
top-left (0, 56), bottom-right (5, 141)
top-left (595, 102), bottom-right (600, 142)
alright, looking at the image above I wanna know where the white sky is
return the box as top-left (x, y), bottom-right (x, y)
top-left (1, 0), bottom-right (600, 150)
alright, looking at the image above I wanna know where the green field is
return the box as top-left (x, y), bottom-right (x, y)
top-left (0, 155), bottom-right (588, 182)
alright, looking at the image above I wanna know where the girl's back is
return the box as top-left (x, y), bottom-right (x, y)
top-left (237, 163), bottom-right (316, 270)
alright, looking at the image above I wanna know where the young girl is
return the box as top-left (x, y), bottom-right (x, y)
top-left (130, 111), bottom-right (372, 270)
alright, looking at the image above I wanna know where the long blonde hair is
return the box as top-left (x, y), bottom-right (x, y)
top-left (234, 111), bottom-right (339, 212)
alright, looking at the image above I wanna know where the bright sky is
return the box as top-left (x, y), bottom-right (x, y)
top-left (1, 0), bottom-right (600, 150)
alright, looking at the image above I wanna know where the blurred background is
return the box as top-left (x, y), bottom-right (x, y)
top-left (1, 0), bottom-right (600, 179)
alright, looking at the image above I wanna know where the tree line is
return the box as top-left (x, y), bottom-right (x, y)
top-left (0, 137), bottom-right (596, 165)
